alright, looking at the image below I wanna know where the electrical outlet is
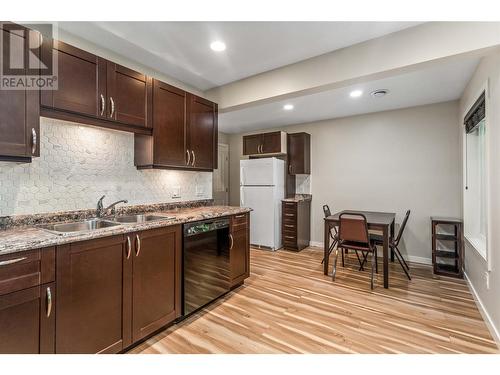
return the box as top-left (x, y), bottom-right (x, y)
top-left (172, 186), bottom-right (181, 199)
top-left (485, 271), bottom-right (490, 290)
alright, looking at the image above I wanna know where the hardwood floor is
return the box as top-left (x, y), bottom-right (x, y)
top-left (128, 247), bottom-right (498, 354)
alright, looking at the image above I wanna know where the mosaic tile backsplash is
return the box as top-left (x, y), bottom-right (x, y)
top-left (0, 118), bottom-right (212, 216)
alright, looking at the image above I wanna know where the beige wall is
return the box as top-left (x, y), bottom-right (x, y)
top-left (459, 51), bottom-right (500, 342)
top-left (228, 101), bottom-right (461, 263)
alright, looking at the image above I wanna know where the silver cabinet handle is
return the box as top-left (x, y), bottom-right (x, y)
top-left (258, 145), bottom-right (262, 153)
top-left (285, 224), bottom-right (294, 228)
top-left (135, 234), bottom-right (141, 257)
top-left (109, 96), bottom-right (115, 118)
top-left (288, 165), bottom-right (292, 174)
top-left (126, 236), bottom-right (132, 259)
top-left (46, 286), bottom-right (52, 318)
top-left (191, 150), bottom-right (195, 166)
top-left (186, 149), bottom-right (191, 165)
top-left (100, 94), bottom-right (105, 116)
top-left (31, 128), bottom-right (37, 155)
top-left (285, 213), bottom-right (294, 217)
top-left (229, 234), bottom-right (234, 250)
top-left (235, 214), bottom-right (245, 219)
top-left (0, 257), bottom-right (27, 266)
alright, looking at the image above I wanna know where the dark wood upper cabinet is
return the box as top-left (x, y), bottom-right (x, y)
top-left (135, 80), bottom-right (187, 169)
top-left (0, 24), bottom-right (40, 162)
top-left (243, 134), bottom-right (261, 156)
top-left (187, 93), bottom-right (218, 170)
top-left (41, 39), bottom-right (152, 132)
top-left (229, 213), bottom-right (250, 288)
top-left (242, 131), bottom-right (286, 156)
top-left (106, 62), bottom-right (152, 128)
top-left (287, 132), bottom-right (311, 175)
top-left (135, 89), bottom-right (218, 171)
top-left (130, 225), bottom-right (182, 342)
top-left (56, 236), bottom-right (130, 354)
top-left (41, 40), bottom-right (104, 118)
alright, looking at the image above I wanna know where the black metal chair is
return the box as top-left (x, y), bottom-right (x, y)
top-left (322, 205), bottom-right (338, 264)
top-left (370, 210), bottom-right (411, 280)
top-left (334, 213), bottom-right (378, 289)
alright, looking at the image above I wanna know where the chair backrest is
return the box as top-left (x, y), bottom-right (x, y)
top-left (338, 213), bottom-right (370, 245)
top-left (395, 210), bottom-right (411, 246)
top-left (323, 205), bottom-right (331, 218)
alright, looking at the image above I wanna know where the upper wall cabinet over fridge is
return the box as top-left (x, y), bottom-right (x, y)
top-left (135, 80), bottom-right (218, 171)
top-left (0, 23), bottom-right (40, 162)
top-left (40, 40), bottom-right (152, 133)
top-left (243, 131), bottom-right (287, 156)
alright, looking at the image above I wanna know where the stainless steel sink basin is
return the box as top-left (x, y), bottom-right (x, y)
top-left (41, 219), bottom-right (121, 235)
top-left (110, 214), bottom-right (175, 224)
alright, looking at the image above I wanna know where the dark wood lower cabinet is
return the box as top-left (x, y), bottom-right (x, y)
top-left (282, 200), bottom-right (311, 251)
top-left (130, 226), bottom-right (182, 342)
top-left (230, 214), bottom-right (250, 287)
top-left (56, 235), bottom-right (129, 354)
top-left (0, 283), bottom-right (55, 354)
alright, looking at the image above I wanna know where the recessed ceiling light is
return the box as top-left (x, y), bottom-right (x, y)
top-left (349, 90), bottom-right (363, 98)
top-left (283, 104), bottom-right (294, 110)
top-left (371, 89), bottom-right (389, 98)
top-left (210, 41), bottom-right (226, 52)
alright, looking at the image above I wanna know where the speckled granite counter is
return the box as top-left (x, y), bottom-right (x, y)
top-left (0, 206), bottom-right (251, 257)
top-left (282, 194), bottom-right (312, 203)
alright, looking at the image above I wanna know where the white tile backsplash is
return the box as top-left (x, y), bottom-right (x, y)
top-left (295, 174), bottom-right (311, 194)
top-left (0, 118), bottom-right (212, 216)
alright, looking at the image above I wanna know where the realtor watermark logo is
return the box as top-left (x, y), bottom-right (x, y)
top-left (0, 22), bottom-right (58, 90)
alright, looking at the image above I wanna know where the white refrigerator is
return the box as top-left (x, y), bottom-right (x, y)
top-left (240, 158), bottom-right (285, 250)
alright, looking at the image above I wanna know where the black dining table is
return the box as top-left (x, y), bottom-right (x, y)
top-left (324, 210), bottom-right (396, 288)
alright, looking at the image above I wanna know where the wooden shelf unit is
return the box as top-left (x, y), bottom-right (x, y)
top-left (431, 217), bottom-right (464, 278)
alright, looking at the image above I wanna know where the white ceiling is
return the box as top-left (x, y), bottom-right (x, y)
top-left (218, 57), bottom-right (480, 134)
top-left (57, 21), bottom-right (422, 90)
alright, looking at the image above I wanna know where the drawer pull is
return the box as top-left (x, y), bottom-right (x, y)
top-left (235, 214), bottom-right (246, 219)
top-left (46, 287), bottom-right (52, 318)
top-left (0, 257), bottom-right (27, 266)
top-left (285, 236), bottom-right (295, 239)
top-left (285, 224), bottom-right (295, 228)
top-left (285, 213), bottom-right (295, 217)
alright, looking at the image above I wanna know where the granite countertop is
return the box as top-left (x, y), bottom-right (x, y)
top-left (282, 194), bottom-right (312, 203)
top-left (0, 206), bottom-right (251, 257)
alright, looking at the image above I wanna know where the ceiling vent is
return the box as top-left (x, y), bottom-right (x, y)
top-left (371, 89), bottom-right (389, 98)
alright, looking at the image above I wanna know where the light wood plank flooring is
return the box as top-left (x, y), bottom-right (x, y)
top-left (129, 247), bottom-right (498, 354)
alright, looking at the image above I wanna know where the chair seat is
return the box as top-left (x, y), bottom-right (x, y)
top-left (339, 240), bottom-right (375, 252)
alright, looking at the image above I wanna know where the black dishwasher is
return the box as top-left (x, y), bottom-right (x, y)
top-left (183, 218), bottom-right (231, 316)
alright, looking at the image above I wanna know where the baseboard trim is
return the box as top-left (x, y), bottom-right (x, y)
top-left (464, 271), bottom-right (500, 347)
top-left (309, 241), bottom-right (432, 265)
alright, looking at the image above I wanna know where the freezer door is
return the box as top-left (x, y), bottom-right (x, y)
top-left (240, 158), bottom-right (276, 186)
top-left (240, 186), bottom-right (276, 248)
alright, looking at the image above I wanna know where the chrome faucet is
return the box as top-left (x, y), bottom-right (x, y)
top-left (96, 195), bottom-right (128, 218)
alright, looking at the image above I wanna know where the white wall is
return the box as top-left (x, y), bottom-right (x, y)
top-left (0, 118), bottom-right (212, 216)
top-left (460, 51), bottom-right (500, 342)
top-left (229, 101), bottom-right (461, 263)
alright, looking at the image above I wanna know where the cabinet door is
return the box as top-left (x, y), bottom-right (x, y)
top-left (131, 226), bottom-right (181, 342)
top-left (261, 132), bottom-right (282, 154)
top-left (56, 236), bottom-right (129, 354)
top-left (243, 134), bottom-right (262, 155)
top-left (152, 80), bottom-right (187, 167)
top-left (230, 228), bottom-right (250, 286)
top-left (107, 62), bottom-right (152, 128)
top-left (0, 284), bottom-right (55, 354)
top-left (41, 40), bottom-right (105, 118)
top-left (288, 133), bottom-right (310, 175)
top-left (0, 25), bottom-right (40, 160)
top-left (187, 94), bottom-right (217, 170)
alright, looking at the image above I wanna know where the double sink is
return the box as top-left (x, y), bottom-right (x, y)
top-left (41, 214), bottom-right (175, 236)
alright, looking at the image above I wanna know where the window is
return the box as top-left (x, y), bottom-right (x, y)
top-left (464, 92), bottom-right (487, 259)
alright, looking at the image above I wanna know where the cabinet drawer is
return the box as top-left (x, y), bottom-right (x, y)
top-left (231, 213), bottom-right (248, 232)
top-left (0, 248), bottom-right (55, 296)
